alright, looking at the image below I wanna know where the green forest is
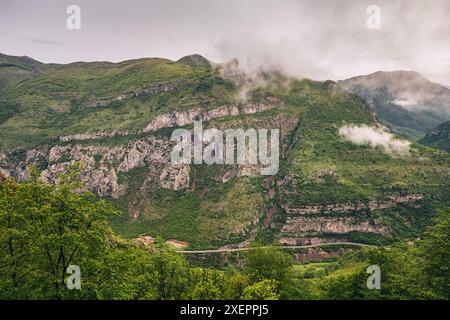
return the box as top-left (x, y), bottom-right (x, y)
top-left (1, 166), bottom-right (448, 300)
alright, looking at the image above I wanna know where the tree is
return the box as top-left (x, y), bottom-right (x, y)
top-left (222, 267), bottom-right (250, 299)
top-left (186, 268), bottom-right (224, 300)
top-left (0, 165), bottom-right (118, 299)
top-left (242, 280), bottom-right (279, 300)
top-left (148, 243), bottom-right (190, 300)
top-left (244, 247), bottom-right (293, 284)
top-left (417, 209), bottom-right (450, 299)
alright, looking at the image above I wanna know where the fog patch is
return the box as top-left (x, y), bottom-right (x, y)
top-left (339, 124), bottom-right (411, 156)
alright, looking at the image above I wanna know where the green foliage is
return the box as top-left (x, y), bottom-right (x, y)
top-left (281, 210), bottom-right (450, 300)
top-left (1, 54), bottom-right (449, 300)
top-left (0, 57), bottom-right (236, 150)
top-left (244, 247), bottom-right (293, 284)
top-left (0, 169), bottom-right (448, 300)
top-left (0, 172), bottom-right (285, 300)
top-left (0, 165), bottom-right (117, 299)
top-left (242, 280), bottom-right (280, 300)
top-left (417, 209), bottom-right (450, 298)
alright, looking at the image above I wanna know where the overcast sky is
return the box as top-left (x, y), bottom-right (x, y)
top-left (1, 0), bottom-right (449, 84)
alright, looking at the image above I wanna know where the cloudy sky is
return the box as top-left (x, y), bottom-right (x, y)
top-left (1, 0), bottom-right (449, 84)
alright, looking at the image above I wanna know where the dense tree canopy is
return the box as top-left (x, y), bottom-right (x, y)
top-left (0, 168), bottom-right (448, 300)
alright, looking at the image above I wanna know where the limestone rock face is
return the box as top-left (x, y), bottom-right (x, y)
top-left (283, 194), bottom-right (423, 215)
top-left (1, 135), bottom-right (184, 198)
top-left (279, 237), bottom-right (339, 246)
top-left (59, 129), bottom-right (135, 142)
top-left (281, 217), bottom-right (388, 235)
top-left (0, 152), bottom-right (9, 177)
top-left (159, 164), bottom-right (190, 190)
top-left (241, 102), bottom-right (273, 114)
top-left (0, 100), bottom-right (286, 203)
top-left (143, 105), bottom-right (241, 133)
top-left (57, 100), bottom-right (279, 144)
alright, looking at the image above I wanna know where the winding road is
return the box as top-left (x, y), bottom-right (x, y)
top-left (177, 242), bottom-right (375, 254)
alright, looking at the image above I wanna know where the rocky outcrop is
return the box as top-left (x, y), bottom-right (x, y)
top-left (58, 101), bottom-right (279, 143)
top-left (1, 102), bottom-right (295, 222)
top-left (279, 237), bottom-right (340, 246)
top-left (0, 168), bottom-right (9, 176)
top-left (59, 129), bottom-right (137, 142)
top-left (219, 240), bottom-right (251, 250)
top-left (2, 136), bottom-right (180, 197)
top-left (284, 194), bottom-right (423, 215)
top-left (143, 105), bottom-right (240, 132)
top-left (281, 217), bottom-right (388, 235)
top-left (83, 82), bottom-right (186, 108)
top-left (241, 102), bottom-right (274, 114)
top-left (0, 152), bottom-right (8, 177)
top-left (159, 164), bottom-right (190, 190)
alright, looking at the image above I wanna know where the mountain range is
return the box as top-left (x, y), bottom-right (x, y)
top-left (1, 53), bottom-right (449, 250)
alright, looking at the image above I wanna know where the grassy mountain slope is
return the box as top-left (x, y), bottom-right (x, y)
top-left (0, 54), bottom-right (233, 149)
top-left (420, 121), bottom-right (450, 152)
top-left (1, 54), bottom-right (450, 250)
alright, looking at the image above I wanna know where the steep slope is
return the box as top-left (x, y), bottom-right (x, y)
top-left (420, 121), bottom-right (450, 152)
top-left (1, 54), bottom-right (450, 250)
top-left (339, 71), bottom-right (450, 140)
top-left (0, 53), bottom-right (43, 124)
top-left (0, 54), bottom-right (228, 149)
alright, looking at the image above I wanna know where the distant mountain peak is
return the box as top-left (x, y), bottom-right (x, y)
top-left (177, 54), bottom-right (211, 67)
top-left (0, 52), bottom-right (42, 69)
top-left (343, 70), bottom-right (430, 85)
top-left (339, 70), bottom-right (450, 140)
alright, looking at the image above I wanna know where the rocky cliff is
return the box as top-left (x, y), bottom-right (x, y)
top-left (1, 54), bottom-right (449, 249)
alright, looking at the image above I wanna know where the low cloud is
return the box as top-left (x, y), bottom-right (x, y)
top-left (216, 58), bottom-right (270, 102)
top-left (338, 124), bottom-right (411, 156)
top-left (215, 38), bottom-right (299, 103)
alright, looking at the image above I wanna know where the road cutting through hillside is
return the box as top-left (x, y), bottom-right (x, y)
top-left (177, 242), bottom-right (376, 254)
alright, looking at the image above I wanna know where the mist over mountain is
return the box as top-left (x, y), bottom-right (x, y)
top-left (339, 71), bottom-right (450, 140)
top-left (1, 0), bottom-right (450, 302)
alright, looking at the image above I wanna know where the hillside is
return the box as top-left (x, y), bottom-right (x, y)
top-left (0, 53), bottom-right (228, 149)
top-left (339, 71), bottom-right (450, 140)
top-left (420, 121), bottom-right (450, 152)
top-left (1, 54), bottom-right (450, 250)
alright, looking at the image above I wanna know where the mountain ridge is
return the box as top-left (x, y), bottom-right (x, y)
top-left (1, 53), bottom-right (449, 249)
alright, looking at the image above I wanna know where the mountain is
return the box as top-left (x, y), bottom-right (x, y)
top-left (1, 54), bottom-right (449, 250)
top-left (0, 53), bottom-right (43, 92)
top-left (177, 54), bottom-right (212, 68)
top-left (420, 121), bottom-right (450, 152)
top-left (339, 71), bottom-right (450, 141)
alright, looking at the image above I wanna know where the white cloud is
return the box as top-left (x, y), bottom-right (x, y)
top-left (1, 0), bottom-right (449, 84)
top-left (338, 124), bottom-right (411, 156)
